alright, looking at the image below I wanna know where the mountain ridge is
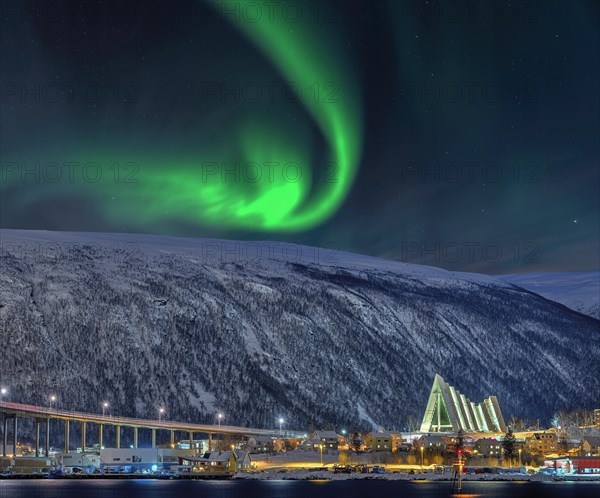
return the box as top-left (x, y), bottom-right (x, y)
top-left (500, 272), bottom-right (599, 319)
top-left (1, 229), bottom-right (598, 433)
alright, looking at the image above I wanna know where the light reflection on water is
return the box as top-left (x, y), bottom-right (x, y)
top-left (0, 480), bottom-right (598, 498)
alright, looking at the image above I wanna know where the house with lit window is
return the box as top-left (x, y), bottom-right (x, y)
top-left (473, 438), bottom-right (502, 458)
top-left (581, 437), bottom-right (600, 456)
top-left (247, 436), bottom-right (274, 454)
top-left (364, 431), bottom-right (393, 451)
top-left (526, 431), bottom-right (558, 455)
top-left (391, 432), bottom-right (404, 452)
top-left (303, 431), bottom-right (340, 451)
top-left (558, 438), bottom-right (581, 454)
top-left (416, 435), bottom-right (446, 452)
top-left (178, 451), bottom-right (236, 475)
top-left (233, 450), bottom-right (252, 472)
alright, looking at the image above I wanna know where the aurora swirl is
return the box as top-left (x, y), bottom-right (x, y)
top-left (114, 0), bottom-right (362, 232)
top-left (204, 0), bottom-right (362, 231)
top-left (1, 0), bottom-right (361, 234)
top-left (2, 0), bottom-right (597, 274)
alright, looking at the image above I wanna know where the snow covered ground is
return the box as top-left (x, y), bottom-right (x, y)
top-left (233, 469), bottom-right (600, 481)
top-left (499, 272), bottom-right (599, 319)
top-left (0, 228), bottom-right (511, 286)
top-left (233, 469), bottom-right (533, 481)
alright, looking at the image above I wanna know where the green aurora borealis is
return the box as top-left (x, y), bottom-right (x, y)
top-left (2, 0), bottom-right (362, 233)
top-left (208, 0), bottom-right (362, 231)
top-left (1, 0), bottom-right (598, 273)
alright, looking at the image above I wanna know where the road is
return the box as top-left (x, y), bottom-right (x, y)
top-left (0, 401), bottom-right (306, 438)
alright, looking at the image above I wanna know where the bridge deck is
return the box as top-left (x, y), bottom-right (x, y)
top-left (0, 401), bottom-right (305, 438)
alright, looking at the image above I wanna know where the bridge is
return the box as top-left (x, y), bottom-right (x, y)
top-left (0, 401), bottom-right (306, 458)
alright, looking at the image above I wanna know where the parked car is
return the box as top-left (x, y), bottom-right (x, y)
top-left (354, 465), bottom-right (368, 473)
top-left (332, 464), bottom-right (353, 474)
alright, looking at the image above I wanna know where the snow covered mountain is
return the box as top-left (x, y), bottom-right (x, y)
top-left (1, 229), bottom-right (598, 433)
top-left (499, 272), bottom-right (600, 319)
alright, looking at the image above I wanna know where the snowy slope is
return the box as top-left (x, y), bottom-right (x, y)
top-left (499, 272), bottom-right (599, 319)
top-left (1, 229), bottom-right (599, 435)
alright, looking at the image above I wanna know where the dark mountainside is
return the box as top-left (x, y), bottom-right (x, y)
top-left (1, 230), bottom-right (598, 442)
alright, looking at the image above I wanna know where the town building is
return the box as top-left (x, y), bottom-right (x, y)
top-left (473, 438), bottom-right (502, 458)
top-left (272, 437), bottom-right (302, 452)
top-left (177, 438), bottom-right (207, 454)
top-left (201, 451), bottom-right (237, 474)
top-left (420, 374), bottom-right (506, 433)
top-left (178, 451), bottom-right (236, 475)
top-left (525, 431), bottom-right (558, 455)
top-left (558, 438), bottom-right (581, 454)
top-left (545, 456), bottom-right (600, 475)
top-left (581, 436), bottom-right (600, 456)
top-left (0, 456), bottom-right (51, 474)
top-left (417, 434), bottom-right (447, 452)
top-left (301, 437), bottom-right (321, 451)
top-left (390, 432), bottom-right (404, 452)
top-left (594, 409), bottom-right (600, 427)
top-left (364, 431), bottom-right (393, 451)
top-left (572, 456), bottom-right (600, 474)
top-left (233, 450), bottom-right (252, 472)
top-left (543, 457), bottom-right (573, 474)
top-left (247, 436), bottom-right (274, 454)
top-left (304, 431), bottom-right (340, 451)
top-left (100, 448), bottom-right (192, 470)
top-left (58, 452), bottom-right (102, 469)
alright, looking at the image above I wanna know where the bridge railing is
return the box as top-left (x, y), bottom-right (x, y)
top-left (0, 401), bottom-right (306, 438)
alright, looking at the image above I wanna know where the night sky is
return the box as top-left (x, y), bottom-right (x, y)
top-left (1, 0), bottom-right (598, 274)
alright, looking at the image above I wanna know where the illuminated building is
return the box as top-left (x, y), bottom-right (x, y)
top-left (420, 374), bottom-right (506, 433)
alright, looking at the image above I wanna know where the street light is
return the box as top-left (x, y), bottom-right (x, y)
top-left (49, 394), bottom-right (57, 410)
top-left (319, 444), bottom-right (324, 465)
top-left (278, 417), bottom-right (284, 435)
top-left (159, 408), bottom-right (165, 421)
top-left (519, 448), bottom-right (522, 467)
top-left (420, 445), bottom-right (424, 468)
top-left (217, 413), bottom-right (223, 428)
top-left (102, 402), bottom-right (109, 417)
top-left (0, 387), bottom-right (7, 402)
top-left (340, 429), bottom-right (347, 450)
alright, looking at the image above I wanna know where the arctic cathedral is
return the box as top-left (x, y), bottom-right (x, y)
top-left (420, 374), bottom-right (507, 433)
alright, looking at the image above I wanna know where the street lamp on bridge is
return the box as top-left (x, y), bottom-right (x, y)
top-left (159, 408), bottom-right (165, 421)
top-left (0, 387), bottom-right (7, 402)
top-left (49, 394), bottom-right (57, 410)
top-left (102, 402), bottom-right (109, 417)
top-left (217, 413), bottom-right (223, 428)
top-left (278, 417), bottom-right (284, 435)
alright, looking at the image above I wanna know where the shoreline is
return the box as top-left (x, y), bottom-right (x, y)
top-left (2, 472), bottom-right (599, 482)
top-left (232, 470), bottom-right (600, 482)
